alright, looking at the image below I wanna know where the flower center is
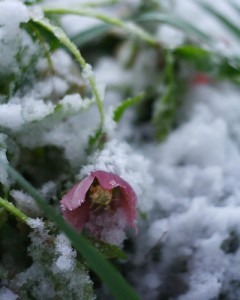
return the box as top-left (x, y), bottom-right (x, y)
top-left (89, 185), bottom-right (113, 211)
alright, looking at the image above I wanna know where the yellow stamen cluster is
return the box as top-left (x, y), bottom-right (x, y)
top-left (89, 185), bottom-right (113, 211)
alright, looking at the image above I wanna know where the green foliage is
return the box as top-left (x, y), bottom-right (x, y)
top-left (0, 198), bottom-right (28, 224)
top-left (174, 45), bottom-right (211, 70)
top-left (27, 20), bottom-right (62, 52)
top-left (72, 23), bottom-right (111, 47)
top-left (87, 127), bottom-right (105, 153)
top-left (153, 51), bottom-right (178, 142)
top-left (113, 92), bottom-right (144, 123)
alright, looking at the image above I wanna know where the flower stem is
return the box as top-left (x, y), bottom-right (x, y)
top-left (0, 197), bottom-right (28, 223)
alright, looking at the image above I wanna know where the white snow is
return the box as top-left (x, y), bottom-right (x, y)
top-left (53, 233), bottom-right (76, 273)
top-left (22, 98), bottom-right (54, 123)
top-left (0, 1), bottom-right (29, 72)
top-left (0, 287), bottom-right (18, 300)
top-left (11, 190), bottom-right (42, 217)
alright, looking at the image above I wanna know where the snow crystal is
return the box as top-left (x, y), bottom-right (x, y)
top-left (103, 107), bottom-right (117, 138)
top-left (27, 218), bottom-right (45, 231)
top-left (0, 1), bottom-right (29, 71)
top-left (157, 25), bottom-right (185, 49)
top-left (147, 219), bottom-right (168, 248)
top-left (0, 98), bottom-right (54, 130)
top-left (55, 233), bottom-right (76, 257)
top-left (11, 190), bottom-right (42, 217)
top-left (85, 208), bottom-right (127, 246)
top-left (40, 181), bottom-right (56, 199)
top-left (53, 233), bottom-right (76, 273)
top-left (0, 287), bottom-right (18, 300)
top-left (82, 63), bottom-right (94, 80)
top-left (59, 94), bottom-right (89, 112)
top-left (28, 5), bottom-right (44, 20)
top-left (22, 98), bottom-right (54, 123)
top-left (0, 103), bottom-right (23, 130)
top-left (33, 77), bottom-right (69, 99)
top-left (55, 256), bottom-right (74, 272)
top-left (95, 57), bottom-right (132, 87)
top-left (159, 118), bottom-right (229, 167)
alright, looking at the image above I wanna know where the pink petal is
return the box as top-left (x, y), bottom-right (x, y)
top-left (120, 188), bottom-right (138, 232)
top-left (61, 175), bottom-right (94, 210)
top-left (62, 200), bottom-right (91, 231)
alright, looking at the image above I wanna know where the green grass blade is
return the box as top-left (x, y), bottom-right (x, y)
top-left (229, 0), bottom-right (240, 15)
top-left (43, 7), bottom-right (158, 46)
top-left (71, 23), bottom-right (110, 47)
top-left (30, 17), bottom-right (105, 128)
top-left (153, 51), bottom-right (178, 142)
top-left (0, 197), bottom-right (28, 223)
top-left (135, 12), bottom-right (211, 43)
top-left (0, 161), bottom-right (140, 300)
top-left (113, 92), bottom-right (144, 123)
top-left (200, 3), bottom-right (240, 40)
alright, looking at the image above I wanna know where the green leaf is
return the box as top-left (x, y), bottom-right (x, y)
top-left (26, 20), bottom-right (62, 52)
top-left (174, 45), bottom-right (212, 71)
top-left (71, 23), bottom-right (111, 47)
top-left (0, 161), bottom-right (140, 300)
top-left (87, 127), bottom-right (104, 153)
top-left (174, 45), bottom-right (210, 61)
top-left (175, 45), bottom-right (240, 79)
top-left (113, 92), bottom-right (144, 123)
top-left (135, 12), bottom-right (211, 43)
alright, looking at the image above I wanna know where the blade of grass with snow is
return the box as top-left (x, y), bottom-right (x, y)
top-left (113, 92), bottom-right (144, 123)
top-left (153, 51), bottom-right (178, 142)
top-left (135, 12), bottom-right (211, 43)
top-left (43, 7), bottom-right (158, 46)
top-left (30, 16), bottom-right (105, 129)
top-left (200, 3), bottom-right (240, 40)
top-left (0, 197), bottom-right (28, 224)
top-left (71, 23), bottom-right (110, 47)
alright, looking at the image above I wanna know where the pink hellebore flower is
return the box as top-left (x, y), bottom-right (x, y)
top-left (60, 170), bottom-right (137, 243)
